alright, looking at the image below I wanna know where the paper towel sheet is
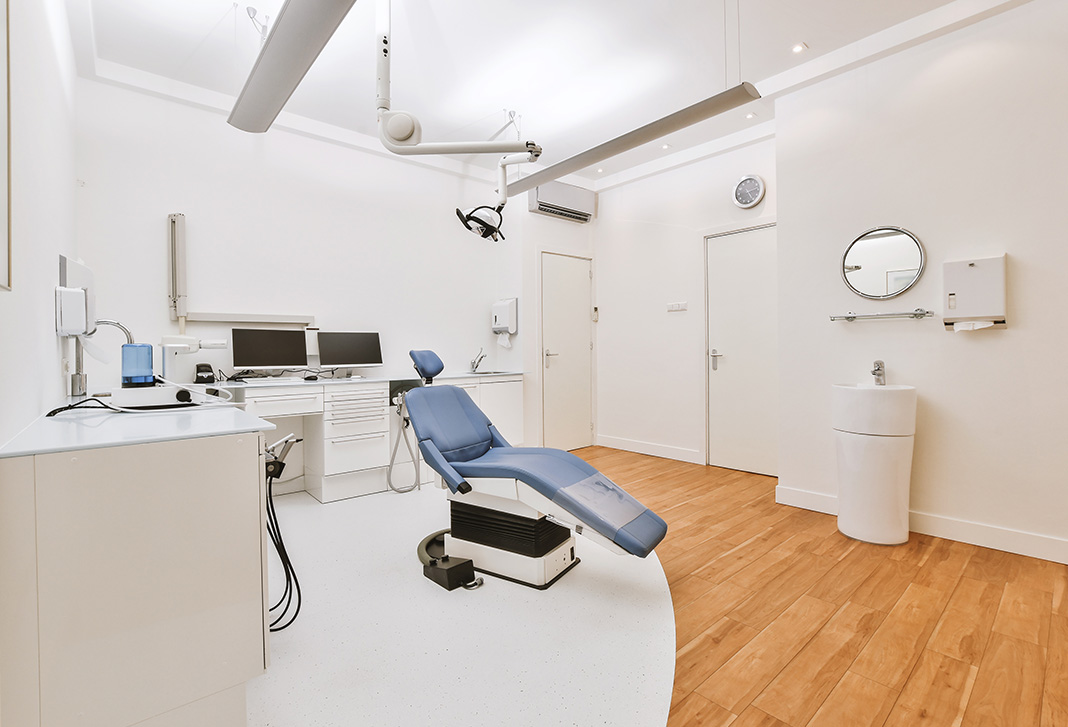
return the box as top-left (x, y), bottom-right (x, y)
top-left (952, 321), bottom-right (995, 332)
top-left (497, 332), bottom-right (512, 348)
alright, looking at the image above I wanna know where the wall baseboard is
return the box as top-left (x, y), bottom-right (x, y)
top-left (909, 510), bottom-right (1068, 566)
top-left (595, 435), bottom-right (703, 465)
top-left (775, 485), bottom-right (838, 515)
top-left (776, 486), bottom-right (1068, 565)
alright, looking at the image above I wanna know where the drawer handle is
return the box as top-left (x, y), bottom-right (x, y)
top-left (252, 395), bottom-right (321, 404)
top-left (330, 433), bottom-right (388, 444)
top-left (327, 411), bottom-right (388, 420)
top-left (328, 404), bottom-right (388, 412)
top-left (328, 414), bottom-right (388, 424)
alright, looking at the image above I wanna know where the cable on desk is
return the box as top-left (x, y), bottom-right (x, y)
top-left (46, 398), bottom-right (125, 417)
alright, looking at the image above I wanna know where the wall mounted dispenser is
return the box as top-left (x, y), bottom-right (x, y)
top-left (492, 298), bottom-right (518, 335)
top-left (943, 254), bottom-right (1006, 331)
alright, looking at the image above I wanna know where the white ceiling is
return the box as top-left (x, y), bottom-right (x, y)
top-left (73, 0), bottom-right (959, 180)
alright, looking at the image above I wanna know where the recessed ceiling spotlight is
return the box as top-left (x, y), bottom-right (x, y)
top-left (661, 143), bottom-right (672, 150)
top-left (792, 42), bottom-right (809, 54)
top-left (745, 112), bottom-right (757, 120)
top-left (597, 168), bottom-right (604, 173)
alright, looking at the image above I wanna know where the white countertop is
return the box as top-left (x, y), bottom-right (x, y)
top-left (0, 405), bottom-right (276, 459)
top-left (217, 370), bottom-right (523, 389)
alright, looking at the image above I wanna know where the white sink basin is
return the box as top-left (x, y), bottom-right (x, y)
top-left (832, 383), bottom-right (917, 436)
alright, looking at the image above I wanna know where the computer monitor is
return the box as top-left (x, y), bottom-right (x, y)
top-left (231, 328), bottom-right (308, 370)
top-left (316, 331), bottom-right (383, 368)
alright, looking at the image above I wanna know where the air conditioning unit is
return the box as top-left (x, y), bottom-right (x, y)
top-left (527, 181), bottom-right (597, 223)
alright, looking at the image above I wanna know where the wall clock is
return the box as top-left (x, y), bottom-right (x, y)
top-left (733, 175), bottom-right (765, 209)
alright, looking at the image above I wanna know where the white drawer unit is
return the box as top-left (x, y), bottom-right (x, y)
top-left (305, 382), bottom-right (391, 503)
top-left (309, 468), bottom-right (390, 503)
top-left (323, 383), bottom-right (389, 439)
top-left (244, 386), bottom-right (324, 418)
top-left (323, 431), bottom-right (390, 474)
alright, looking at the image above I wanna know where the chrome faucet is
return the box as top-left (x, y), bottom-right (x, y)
top-left (872, 360), bottom-right (885, 386)
top-left (470, 347), bottom-right (487, 373)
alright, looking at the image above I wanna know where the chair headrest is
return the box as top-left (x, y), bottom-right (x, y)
top-left (409, 350), bottom-right (445, 381)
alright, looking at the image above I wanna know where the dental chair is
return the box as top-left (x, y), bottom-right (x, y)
top-left (404, 350), bottom-right (668, 589)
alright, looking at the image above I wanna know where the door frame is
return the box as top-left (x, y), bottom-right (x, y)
top-left (703, 219), bottom-right (776, 467)
top-left (539, 251), bottom-right (594, 450)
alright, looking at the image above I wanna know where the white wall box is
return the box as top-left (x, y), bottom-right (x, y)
top-left (943, 254), bottom-right (1007, 329)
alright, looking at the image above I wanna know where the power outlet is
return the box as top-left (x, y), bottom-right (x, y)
top-left (666, 302), bottom-right (688, 312)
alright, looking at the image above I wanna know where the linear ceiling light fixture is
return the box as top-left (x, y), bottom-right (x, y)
top-left (228, 0), bottom-right (357, 133)
top-left (504, 81), bottom-right (761, 197)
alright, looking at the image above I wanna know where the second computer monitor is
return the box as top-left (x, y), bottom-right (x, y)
top-left (316, 331), bottom-right (383, 368)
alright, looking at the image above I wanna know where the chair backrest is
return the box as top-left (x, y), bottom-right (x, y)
top-left (404, 385), bottom-right (494, 463)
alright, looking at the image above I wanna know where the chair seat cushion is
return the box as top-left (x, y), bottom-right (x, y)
top-left (453, 448), bottom-right (667, 557)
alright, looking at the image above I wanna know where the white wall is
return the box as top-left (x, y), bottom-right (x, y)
top-left (0, 0), bottom-right (78, 444)
top-left (593, 139), bottom-right (776, 463)
top-left (776, 0), bottom-right (1068, 562)
top-left (74, 81), bottom-right (528, 390)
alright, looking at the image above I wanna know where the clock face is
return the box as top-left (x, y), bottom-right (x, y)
top-left (734, 176), bottom-right (765, 208)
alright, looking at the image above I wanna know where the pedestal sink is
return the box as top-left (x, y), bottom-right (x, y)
top-left (832, 383), bottom-right (917, 545)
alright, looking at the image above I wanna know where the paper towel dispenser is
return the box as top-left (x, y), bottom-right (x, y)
top-left (492, 298), bottom-right (518, 334)
top-left (943, 254), bottom-right (1006, 330)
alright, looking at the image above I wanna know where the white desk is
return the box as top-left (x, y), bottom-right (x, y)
top-left (0, 407), bottom-right (275, 727)
top-left (221, 373), bottom-right (524, 503)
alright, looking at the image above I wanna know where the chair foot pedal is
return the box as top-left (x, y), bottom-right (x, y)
top-left (423, 555), bottom-right (478, 591)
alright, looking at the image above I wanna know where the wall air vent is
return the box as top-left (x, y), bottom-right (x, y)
top-left (527, 180), bottom-right (597, 223)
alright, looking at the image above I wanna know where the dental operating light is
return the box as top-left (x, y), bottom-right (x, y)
top-left (456, 205), bottom-right (505, 242)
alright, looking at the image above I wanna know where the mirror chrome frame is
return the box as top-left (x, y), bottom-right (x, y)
top-left (841, 226), bottom-right (925, 300)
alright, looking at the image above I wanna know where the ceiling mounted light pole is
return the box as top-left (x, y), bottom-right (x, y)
top-left (228, 0), bottom-right (357, 133)
top-left (505, 81), bottom-right (761, 197)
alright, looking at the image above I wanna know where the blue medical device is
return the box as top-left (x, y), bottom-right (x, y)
top-left (405, 350), bottom-right (667, 589)
top-left (121, 343), bottom-right (155, 388)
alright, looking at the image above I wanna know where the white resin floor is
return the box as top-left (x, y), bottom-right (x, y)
top-left (246, 487), bottom-right (674, 727)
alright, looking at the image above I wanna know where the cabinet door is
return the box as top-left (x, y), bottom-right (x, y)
top-left (33, 434), bottom-right (266, 727)
top-left (479, 379), bottom-right (524, 446)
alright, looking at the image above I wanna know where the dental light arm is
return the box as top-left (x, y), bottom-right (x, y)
top-left (375, 0), bottom-right (542, 159)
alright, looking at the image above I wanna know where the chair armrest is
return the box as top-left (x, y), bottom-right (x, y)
top-left (488, 424), bottom-right (511, 449)
top-left (417, 440), bottom-right (471, 494)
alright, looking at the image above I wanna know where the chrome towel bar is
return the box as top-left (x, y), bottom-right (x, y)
top-left (830, 308), bottom-right (935, 322)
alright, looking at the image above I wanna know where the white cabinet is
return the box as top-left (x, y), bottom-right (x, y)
top-left (452, 375), bottom-right (524, 446)
top-left (0, 433), bottom-right (268, 727)
top-left (479, 376), bottom-right (525, 446)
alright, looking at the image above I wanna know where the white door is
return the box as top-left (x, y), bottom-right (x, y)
top-left (707, 224), bottom-right (778, 475)
top-left (542, 253), bottom-right (593, 450)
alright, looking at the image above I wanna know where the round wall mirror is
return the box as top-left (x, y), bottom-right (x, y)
top-left (841, 226), bottom-right (925, 299)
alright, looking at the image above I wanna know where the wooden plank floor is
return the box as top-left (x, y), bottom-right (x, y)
top-left (572, 446), bottom-right (1068, 727)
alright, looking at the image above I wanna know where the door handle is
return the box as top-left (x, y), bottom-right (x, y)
top-left (709, 348), bottom-right (723, 371)
top-left (545, 349), bottom-right (559, 368)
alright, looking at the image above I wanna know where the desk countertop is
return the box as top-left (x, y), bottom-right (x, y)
top-left (0, 406), bottom-right (276, 460)
top-left (216, 371), bottom-right (523, 388)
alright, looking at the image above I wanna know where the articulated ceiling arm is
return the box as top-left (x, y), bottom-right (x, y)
top-left (375, 0), bottom-right (541, 157)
